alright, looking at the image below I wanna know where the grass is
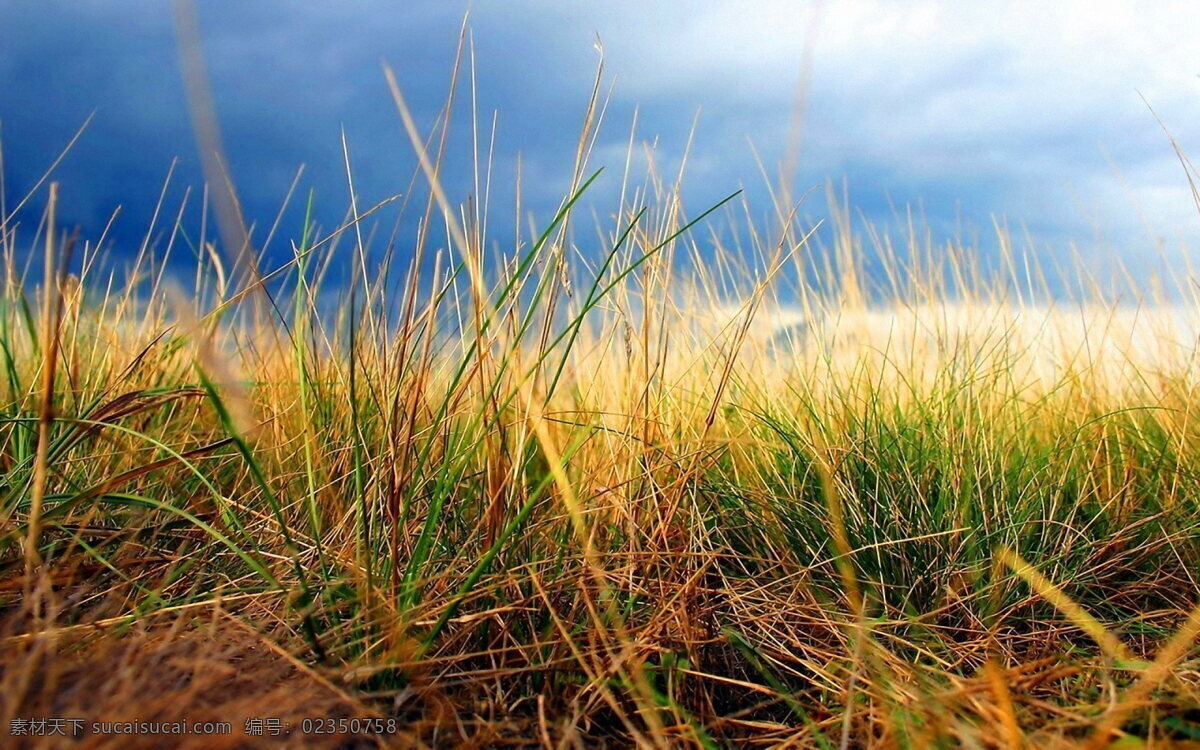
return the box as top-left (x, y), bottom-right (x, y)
top-left (2, 61), bottom-right (1200, 749)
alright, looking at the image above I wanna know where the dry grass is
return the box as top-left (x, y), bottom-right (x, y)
top-left (2, 56), bottom-right (1200, 749)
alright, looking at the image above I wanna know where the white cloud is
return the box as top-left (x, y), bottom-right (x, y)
top-left (494, 0), bottom-right (1200, 261)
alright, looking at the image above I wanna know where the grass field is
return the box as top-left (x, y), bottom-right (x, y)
top-left (3, 69), bottom-right (1200, 749)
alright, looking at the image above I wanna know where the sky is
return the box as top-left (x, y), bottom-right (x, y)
top-left (1, 0), bottom-right (1199, 291)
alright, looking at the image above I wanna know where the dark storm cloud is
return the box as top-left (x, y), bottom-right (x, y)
top-left (0, 1), bottom-right (610, 268)
top-left (1, 0), bottom-right (1198, 288)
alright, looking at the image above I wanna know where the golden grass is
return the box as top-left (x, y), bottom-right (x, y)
top-left (1, 56), bottom-right (1200, 749)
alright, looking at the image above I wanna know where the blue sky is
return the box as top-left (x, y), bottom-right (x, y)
top-left (1, 1), bottom-right (1198, 289)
